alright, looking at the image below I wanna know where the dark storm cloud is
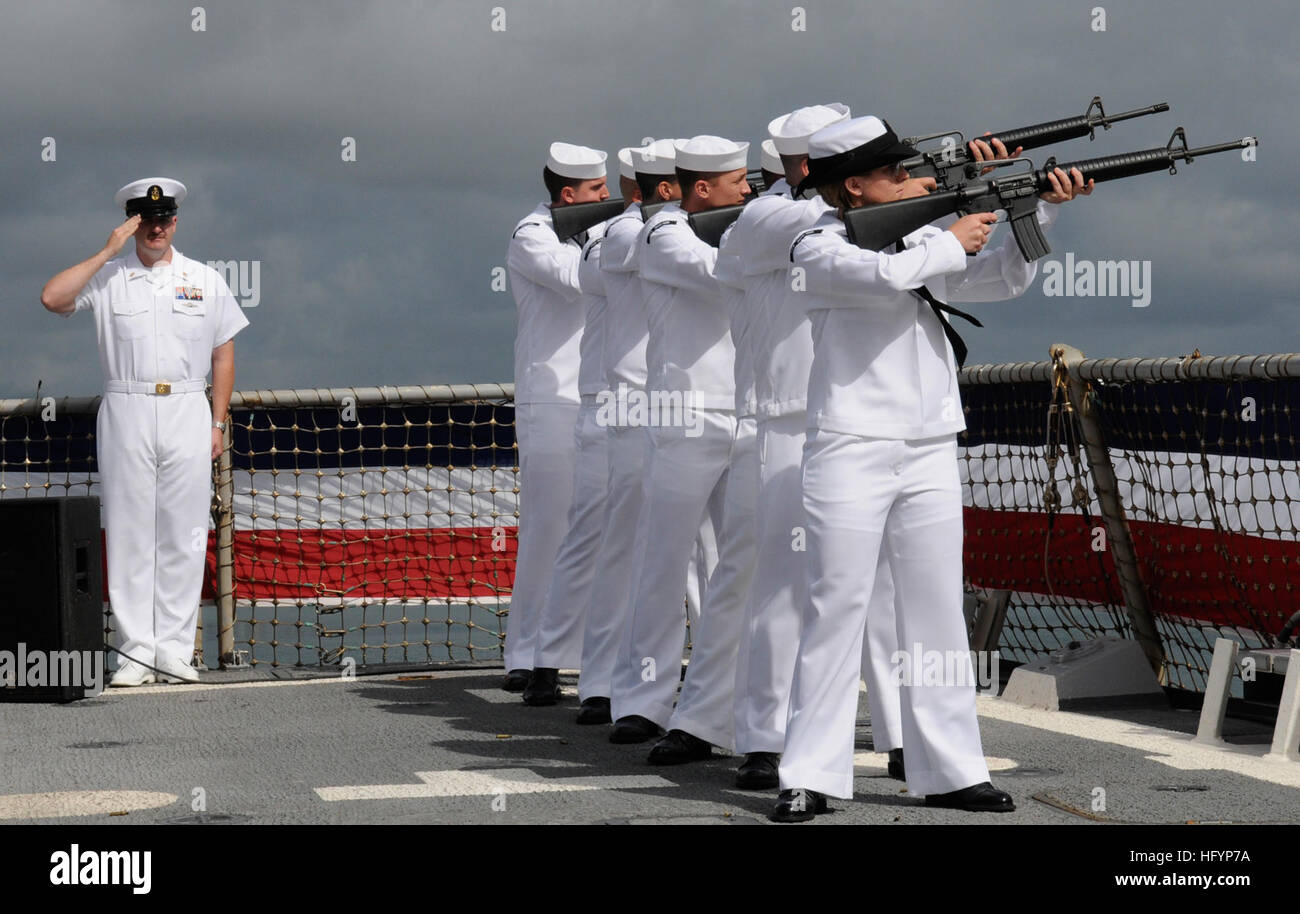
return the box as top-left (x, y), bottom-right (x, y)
top-left (2, 0), bottom-right (1294, 399)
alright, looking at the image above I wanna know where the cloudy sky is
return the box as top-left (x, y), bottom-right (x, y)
top-left (1, 0), bottom-right (1292, 400)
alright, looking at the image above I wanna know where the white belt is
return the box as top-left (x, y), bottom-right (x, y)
top-left (104, 379), bottom-right (206, 396)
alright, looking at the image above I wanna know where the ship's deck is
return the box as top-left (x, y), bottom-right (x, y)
top-left (2, 667), bottom-right (1294, 825)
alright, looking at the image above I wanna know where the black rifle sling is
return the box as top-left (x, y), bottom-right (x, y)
top-left (894, 240), bottom-right (983, 369)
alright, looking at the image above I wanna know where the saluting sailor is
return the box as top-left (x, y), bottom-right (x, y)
top-left (503, 143), bottom-right (609, 693)
top-left (772, 116), bottom-right (1090, 821)
top-left (41, 178), bottom-right (249, 686)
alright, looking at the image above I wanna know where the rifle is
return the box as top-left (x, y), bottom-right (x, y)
top-left (903, 96), bottom-right (1171, 191)
top-left (843, 129), bottom-right (1257, 262)
top-left (550, 198), bottom-right (627, 241)
top-left (688, 201), bottom-right (750, 247)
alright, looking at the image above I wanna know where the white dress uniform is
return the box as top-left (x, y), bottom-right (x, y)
top-left (663, 219), bottom-right (760, 750)
top-left (75, 246), bottom-right (248, 672)
top-left (610, 136), bottom-right (748, 728)
top-left (733, 184), bottom-right (904, 758)
top-left (578, 148), bottom-right (716, 704)
top-left (530, 221), bottom-right (613, 670)
top-left (505, 198), bottom-right (588, 673)
top-left (779, 132), bottom-right (1060, 799)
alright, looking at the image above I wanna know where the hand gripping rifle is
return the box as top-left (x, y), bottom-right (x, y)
top-left (843, 129), bottom-right (1257, 262)
top-left (550, 198), bottom-right (629, 241)
top-left (903, 96), bottom-right (1171, 191)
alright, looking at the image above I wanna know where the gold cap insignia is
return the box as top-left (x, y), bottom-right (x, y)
top-left (149, 185), bottom-right (162, 201)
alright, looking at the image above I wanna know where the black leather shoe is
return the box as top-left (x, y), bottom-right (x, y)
top-left (924, 781), bottom-right (1015, 812)
top-left (609, 715), bottom-right (662, 744)
top-left (735, 752), bottom-right (780, 790)
top-left (501, 669), bottom-right (531, 692)
top-left (769, 788), bottom-right (828, 823)
top-left (522, 667), bottom-right (560, 706)
top-left (647, 729), bottom-right (713, 765)
top-left (887, 748), bottom-right (906, 781)
top-left (575, 697), bottom-right (611, 725)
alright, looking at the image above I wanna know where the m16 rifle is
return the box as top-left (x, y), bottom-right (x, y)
top-left (903, 96), bottom-right (1171, 191)
top-left (843, 129), bottom-right (1257, 262)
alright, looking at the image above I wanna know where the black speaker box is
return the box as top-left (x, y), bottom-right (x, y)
top-left (0, 496), bottom-right (104, 702)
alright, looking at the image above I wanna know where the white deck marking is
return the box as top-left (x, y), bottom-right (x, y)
top-left (0, 790), bottom-right (178, 820)
top-left (315, 767), bottom-right (673, 802)
top-left (977, 696), bottom-right (1300, 787)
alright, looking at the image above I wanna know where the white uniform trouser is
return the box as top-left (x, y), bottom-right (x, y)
top-left (735, 415), bottom-right (903, 755)
top-left (612, 408), bottom-right (738, 727)
top-left (668, 415), bottom-right (759, 750)
top-left (532, 399), bottom-right (608, 670)
top-left (779, 430), bottom-right (989, 800)
top-left (98, 390), bottom-right (211, 667)
top-left (505, 402), bottom-right (578, 672)
top-left (577, 424), bottom-right (717, 701)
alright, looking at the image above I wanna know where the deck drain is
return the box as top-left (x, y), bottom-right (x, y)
top-left (68, 741), bottom-right (131, 749)
top-left (1153, 785), bottom-right (1210, 792)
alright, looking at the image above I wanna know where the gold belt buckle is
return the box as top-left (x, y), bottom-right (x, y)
top-left (155, 382), bottom-right (172, 395)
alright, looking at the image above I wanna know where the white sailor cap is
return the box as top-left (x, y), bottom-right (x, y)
top-left (547, 142), bottom-right (607, 180)
top-left (761, 139), bottom-right (782, 175)
top-left (631, 139), bottom-right (679, 176)
top-left (798, 115), bottom-right (918, 196)
top-left (674, 135), bottom-right (748, 173)
top-left (114, 177), bottom-right (187, 217)
top-left (768, 103), bottom-right (851, 156)
top-left (617, 147), bottom-right (637, 181)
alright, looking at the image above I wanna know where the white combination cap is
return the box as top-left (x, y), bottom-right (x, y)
top-left (547, 142), bottom-right (608, 180)
top-left (674, 135), bottom-right (748, 173)
top-left (114, 177), bottom-right (187, 215)
top-left (631, 139), bottom-right (679, 176)
top-left (761, 139), bottom-right (782, 175)
top-left (617, 147), bottom-right (637, 180)
top-left (768, 103), bottom-right (851, 156)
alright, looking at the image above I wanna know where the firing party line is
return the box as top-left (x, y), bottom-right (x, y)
top-left (501, 100), bottom-right (1255, 823)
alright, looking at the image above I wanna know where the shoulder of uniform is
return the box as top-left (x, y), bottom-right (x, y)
top-left (511, 220), bottom-right (550, 240)
top-left (789, 227), bottom-right (826, 262)
top-left (582, 236), bottom-right (604, 260)
top-left (645, 217), bottom-right (685, 245)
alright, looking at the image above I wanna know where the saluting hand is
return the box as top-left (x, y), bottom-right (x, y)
top-left (948, 212), bottom-right (999, 254)
top-left (103, 215), bottom-right (141, 257)
top-left (1040, 166), bottom-right (1093, 204)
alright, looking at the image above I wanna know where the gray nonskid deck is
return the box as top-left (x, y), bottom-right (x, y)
top-left (0, 669), bottom-right (1293, 825)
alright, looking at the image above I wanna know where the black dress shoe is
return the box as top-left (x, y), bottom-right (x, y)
top-left (609, 715), bottom-right (662, 744)
top-left (924, 781), bottom-right (1015, 812)
top-left (523, 667), bottom-right (560, 706)
top-left (887, 748), bottom-right (906, 781)
top-left (647, 729), bottom-right (713, 766)
top-left (501, 669), bottom-right (531, 692)
top-left (735, 752), bottom-right (780, 790)
top-left (769, 788), bottom-right (828, 823)
top-left (575, 697), bottom-right (611, 725)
